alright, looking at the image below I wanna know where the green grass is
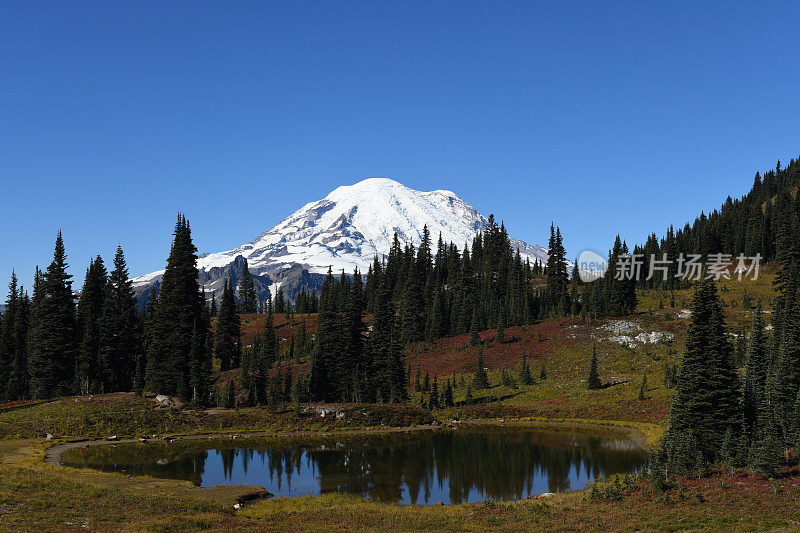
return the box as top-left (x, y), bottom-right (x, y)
top-left (2, 436), bottom-right (799, 532)
top-left (0, 394), bottom-right (433, 440)
top-left (1, 278), bottom-right (791, 530)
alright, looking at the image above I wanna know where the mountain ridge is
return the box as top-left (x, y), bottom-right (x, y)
top-left (132, 178), bottom-right (548, 304)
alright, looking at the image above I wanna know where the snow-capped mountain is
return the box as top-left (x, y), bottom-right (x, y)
top-left (132, 178), bottom-right (548, 303)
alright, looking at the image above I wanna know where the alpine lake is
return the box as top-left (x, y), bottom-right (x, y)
top-left (60, 426), bottom-right (647, 505)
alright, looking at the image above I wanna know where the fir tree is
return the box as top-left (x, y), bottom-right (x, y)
top-left (309, 268), bottom-right (337, 401)
top-left (0, 271), bottom-right (29, 401)
top-left (237, 258), bottom-right (257, 313)
top-left (367, 275), bottom-right (407, 402)
top-left (75, 256), bottom-right (107, 394)
top-left (28, 232), bottom-right (78, 399)
top-left (743, 302), bottom-right (768, 440)
top-left (472, 347), bottom-right (490, 390)
top-left (469, 310), bottom-right (481, 347)
top-left (519, 351), bottom-right (534, 386)
top-left (494, 307), bottom-right (506, 343)
top-left (544, 224), bottom-right (569, 316)
top-left (587, 343), bottom-right (602, 390)
top-left (666, 279), bottom-right (740, 462)
top-left (428, 375), bottom-right (440, 410)
top-left (444, 379), bottom-right (454, 407)
top-left (98, 246), bottom-right (142, 393)
top-left (214, 278), bottom-right (240, 371)
top-left (400, 253), bottom-right (425, 344)
top-left (638, 373), bottom-right (648, 400)
top-left (145, 216), bottom-right (211, 401)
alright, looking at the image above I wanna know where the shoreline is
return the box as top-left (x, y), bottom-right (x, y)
top-left (44, 416), bottom-right (658, 468)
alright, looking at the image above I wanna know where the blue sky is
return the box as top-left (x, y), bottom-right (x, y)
top-left (2, 2), bottom-right (800, 290)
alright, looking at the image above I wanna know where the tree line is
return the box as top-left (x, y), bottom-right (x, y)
top-left (655, 224), bottom-right (800, 478)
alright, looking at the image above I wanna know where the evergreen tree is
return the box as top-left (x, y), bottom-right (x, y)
top-left (494, 307), bottom-right (506, 343)
top-left (367, 275), bottom-right (407, 402)
top-left (0, 271), bottom-right (29, 401)
top-left (214, 278), bottom-right (241, 371)
top-left (469, 310), bottom-right (481, 346)
top-left (98, 246), bottom-right (142, 393)
top-left (76, 256), bottom-right (107, 394)
top-left (145, 216), bottom-right (211, 402)
top-left (237, 258), bottom-right (257, 313)
top-left (544, 224), bottom-right (569, 316)
top-left (309, 269), bottom-right (338, 401)
top-left (472, 347), bottom-right (490, 390)
top-left (210, 293), bottom-right (217, 317)
top-left (444, 379), bottom-right (454, 407)
top-left (638, 373), bottom-right (648, 400)
top-left (587, 343), bottom-right (602, 390)
top-left (342, 269), bottom-right (365, 401)
top-left (28, 232), bottom-right (78, 399)
top-left (666, 279), bottom-right (740, 462)
top-left (742, 302), bottom-right (768, 440)
top-left (518, 351), bottom-right (534, 386)
top-left (400, 252), bottom-right (425, 344)
top-left (428, 376), bottom-right (440, 409)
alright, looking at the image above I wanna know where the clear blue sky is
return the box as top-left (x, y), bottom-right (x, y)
top-left (2, 1), bottom-right (800, 290)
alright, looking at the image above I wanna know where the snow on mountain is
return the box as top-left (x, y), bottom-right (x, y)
top-left (132, 178), bottom-right (548, 300)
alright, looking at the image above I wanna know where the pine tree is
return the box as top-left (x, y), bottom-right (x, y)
top-left (519, 351), bottom-right (534, 386)
top-left (544, 224), bottom-right (569, 316)
top-left (743, 302), bottom-right (768, 440)
top-left (309, 268), bottom-right (337, 401)
top-left (98, 246), bottom-right (142, 393)
top-left (469, 310), bottom-right (481, 346)
top-left (0, 271), bottom-right (29, 401)
top-left (472, 347), bottom-right (490, 390)
top-left (145, 216), bottom-right (211, 401)
top-left (28, 232), bottom-right (78, 399)
top-left (75, 256), bottom-right (107, 394)
top-left (666, 279), bottom-right (741, 462)
top-left (237, 258), bottom-right (257, 313)
top-left (494, 307), bottom-right (506, 343)
top-left (638, 373), bottom-right (648, 400)
top-left (400, 253), bottom-right (425, 344)
top-left (367, 274), bottom-right (407, 402)
top-left (339, 269), bottom-right (365, 401)
top-left (428, 376), bottom-right (440, 410)
top-left (214, 278), bottom-right (240, 371)
top-left (587, 343), bottom-right (602, 390)
top-left (444, 379), bottom-right (454, 407)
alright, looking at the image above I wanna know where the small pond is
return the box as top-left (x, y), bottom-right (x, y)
top-left (61, 427), bottom-right (647, 505)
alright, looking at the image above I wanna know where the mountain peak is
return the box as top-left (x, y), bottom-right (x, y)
top-left (132, 179), bottom-right (548, 302)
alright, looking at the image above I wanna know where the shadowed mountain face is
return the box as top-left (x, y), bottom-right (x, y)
top-left (132, 178), bottom-right (548, 306)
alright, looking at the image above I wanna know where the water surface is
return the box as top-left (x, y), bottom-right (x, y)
top-left (62, 428), bottom-right (646, 504)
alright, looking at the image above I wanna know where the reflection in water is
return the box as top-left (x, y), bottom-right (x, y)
top-left (62, 429), bottom-right (646, 504)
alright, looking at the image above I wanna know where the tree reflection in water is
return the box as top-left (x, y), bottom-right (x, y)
top-left (62, 429), bottom-right (646, 504)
